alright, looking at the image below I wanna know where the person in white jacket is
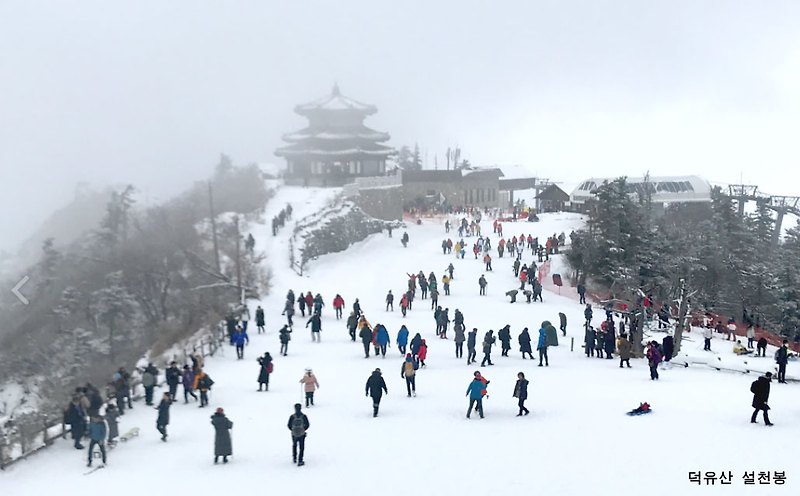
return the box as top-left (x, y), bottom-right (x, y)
top-left (703, 326), bottom-right (713, 351)
top-left (746, 325), bottom-right (756, 349)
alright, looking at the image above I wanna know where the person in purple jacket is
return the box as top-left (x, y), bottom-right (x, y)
top-left (182, 365), bottom-right (197, 403)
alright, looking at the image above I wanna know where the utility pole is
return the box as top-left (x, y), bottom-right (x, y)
top-left (208, 181), bottom-right (221, 273)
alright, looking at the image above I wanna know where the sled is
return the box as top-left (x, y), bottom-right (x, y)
top-left (119, 427), bottom-right (140, 442)
top-left (83, 464), bottom-right (105, 475)
top-left (626, 409), bottom-right (652, 416)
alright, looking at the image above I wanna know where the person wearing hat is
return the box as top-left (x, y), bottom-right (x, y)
top-left (401, 354), bottom-right (419, 397)
top-left (750, 372), bottom-right (774, 426)
top-left (299, 368), bottom-right (319, 407)
top-left (258, 353), bottom-right (274, 392)
top-left (287, 403), bottom-right (310, 466)
top-left (365, 368), bottom-right (388, 417)
top-left (211, 407), bottom-right (233, 463)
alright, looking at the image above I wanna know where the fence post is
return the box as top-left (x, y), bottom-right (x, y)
top-left (570, 337), bottom-right (574, 352)
top-left (42, 416), bottom-right (49, 447)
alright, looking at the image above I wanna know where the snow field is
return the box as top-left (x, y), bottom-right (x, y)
top-left (3, 191), bottom-right (798, 496)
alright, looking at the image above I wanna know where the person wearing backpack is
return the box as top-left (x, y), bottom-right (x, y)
top-left (299, 368), bottom-right (319, 407)
top-left (193, 368), bottom-right (213, 408)
top-left (646, 341), bottom-right (662, 380)
top-left (537, 326), bottom-right (549, 367)
top-left (750, 372), bottom-right (774, 426)
top-left (400, 354), bottom-right (419, 397)
top-left (257, 353), bottom-right (273, 392)
top-left (288, 403), bottom-right (310, 466)
top-left (211, 408), bottom-right (233, 464)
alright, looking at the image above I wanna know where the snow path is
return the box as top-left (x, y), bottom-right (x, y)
top-left (3, 195), bottom-right (799, 496)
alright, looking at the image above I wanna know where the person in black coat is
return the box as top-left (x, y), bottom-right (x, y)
top-left (257, 352), bottom-right (273, 391)
top-left (481, 331), bottom-right (496, 366)
top-left (256, 305), bottom-right (266, 333)
top-left (298, 294), bottom-right (306, 317)
top-left (558, 312), bottom-right (567, 337)
top-left (467, 328), bottom-right (478, 365)
top-left (279, 325), bottom-right (292, 356)
top-left (498, 325), bottom-right (512, 357)
top-left (662, 335), bottom-right (674, 362)
top-left (211, 408), bottom-right (233, 463)
top-left (519, 328), bottom-right (533, 359)
top-left (513, 372), bottom-right (530, 416)
top-left (353, 298), bottom-right (362, 317)
top-left (750, 372), bottom-right (773, 426)
top-left (410, 333), bottom-right (423, 357)
top-left (156, 392), bottom-right (172, 442)
top-left (365, 368), bottom-right (388, 417)
top-left (577, 283), bottom-right (586, 304)
top-left (65, 397), bottom-right (86, 449)
top-left (359, 323), bottom-right (373, 358)
top-left (306, 314), bottom-right (322, 342)
top-left (584, 304), bottom-right (593, 328)
top-left (287, 403), bottom-right (310, 466)
top-left (603, 329), bottom-right (616, 359)
top-left (347, 312), bottom-right (359, 341)
top-left (165, 362), bottom-right (181, 400)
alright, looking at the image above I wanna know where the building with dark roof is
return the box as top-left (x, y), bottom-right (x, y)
top-left (535, 184), bottom-right (570, 212)
top-left (275, 85), bottom-right (394, 186)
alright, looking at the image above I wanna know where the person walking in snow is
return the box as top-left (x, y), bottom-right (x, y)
top-left (750, 372), bottom-right (774, 426)
top-left (288, 403), bottom-right (310, 466)
top-left (498, 325), bottom-right (512, 357)
top-left (375, 323), bottom-right (390, 357)
top-left (365, 368), bottom-right (388, 417)
top-left (400, 292), bottom-right (409, 317)
top-left (513, 372), bottom-right (530, 416)
top-left (182, 365), bottom-right (197, 403)
top-left (401, 354), bottom-right (419, 397)
top-left (396, 325), bottom-right (409, 354)
top-left (211, 408), bottom-right (233, 464)
top-left (86, 415), bottom-right (107, 467)
top-left (442, 274), bottom-right (451, 296)
top-left (279, 325), bottom-right (292, 356)
top-left (155, 392), bottom-right (171, 442)
top-left (333, 294), bottom-right (345, 320)
top-left (299, 368), bottom-right (319, 407)
top-left (454, 324), bottom-right (466, 358)
top-left (558, 312), bottom-right (567, 337)
top-left (466, 328), bottom-right (478, 365)
top-left (537, 326), bottom-right (549, 367)
top-left (105, 403), bottom-right (119, 447)
top-left (584, 304), bottom-right (593, 329)
top-left (346, 312), bottom-right (359, 341)
top-left (385, 291), bottom-right (394, 311)
top-left (410, 332), bottom-right (423, 358)
top-left (165, 361), bottom-right (181, 401)
top-left (418, 339), bottom-right (428, 367)
top-left (466, 371), bottom-right (489, 419)
top-left (447, 263), bottom-right (455, 280)
top-left (401, 231), bottom-right (409, 247)
top-left (518, 327), bottom-right (534, 359)
top-left (193, 368), bottom-right (213, 408)
top-left (478, 275), bottom-right (488, 296)
top-left (233, 327), bottom-right (249, 359)
top-left (483, 253), bottom-right (493, 271)
top-left (256, 305), bottom-right (266, 334)
top-left (306, 313), bottom-right (322, 343)
top-left (257, 352), bottom-right (273, 391)
top-left (353, 298), bottom-right (362, 318)
top-left (646, 341), bottom-right (662, 380)
top-left (617, 333), bottom-right (632, 368)
top-left (298, 294), bottom-right (307, 317)
top-left (662, 334), bottom-right (674, 362)
top-left (481, 331), bottom-right (496, 366)
top-left (359, 319), bottom-right (373, 358)
top-left (419, 275), bottom-right (429, 299)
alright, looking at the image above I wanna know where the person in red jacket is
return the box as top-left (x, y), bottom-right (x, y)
top-left (418, 339), bottom-right (428, 368)
top-left (497, 223), bottom-right (503, 237)
top-left (333, 294), bottom-right (345, 320)
top-left (400, 293), bottom-right (409, 317)
top-left (304, 292), bottom-right (314, 311)
top-left (371, 325), bottom-right (380, 357)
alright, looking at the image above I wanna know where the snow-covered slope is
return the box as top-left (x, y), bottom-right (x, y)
top-left (4, 191), bottom-right (799, 496)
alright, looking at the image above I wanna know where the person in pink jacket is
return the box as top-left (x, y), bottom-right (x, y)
top-left (299, 369), bottom-right (320, 407)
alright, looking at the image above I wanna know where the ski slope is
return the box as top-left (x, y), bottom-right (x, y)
top-left (4, 189), bottom-right (799, 496)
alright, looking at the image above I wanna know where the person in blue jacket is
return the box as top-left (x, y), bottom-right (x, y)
top-left (537, 326), bottom-right (549, 367)
top-left (232, 327), bottom-right (249, 359)
top-left (466, 371), bottom-right (489, 419)
top-left (87, 415), bottom-right (107, 467)
top-left (375, 324), bottom-right (390, 357)
top-left (396, 325), bottom-right (409, 355)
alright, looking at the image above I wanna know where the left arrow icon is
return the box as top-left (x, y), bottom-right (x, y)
top-left (12, 276), bottom-right (30, 305)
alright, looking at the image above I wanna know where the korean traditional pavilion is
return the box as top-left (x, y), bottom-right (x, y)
top-left (275, 85), bottom-right (394, 186)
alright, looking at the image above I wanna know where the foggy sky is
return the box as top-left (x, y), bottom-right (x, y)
top-left (2, 0), bottom-right (799, 251)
